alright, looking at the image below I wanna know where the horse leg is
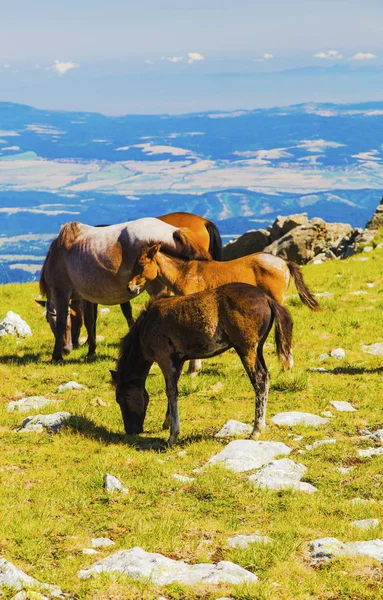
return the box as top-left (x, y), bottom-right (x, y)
top-left (83, 300), bottom-right (97, 359)
top-left (120, 302), bottom-right (134, 328)
top-left (186, 359), bottom-right (202, 376)
top-left (162, 359), bottom-right (183, 446)
top-left (238, 347), bottom-right (270, 436)
top-left (70, 299), bottom-right (83, 349)
top-left (51, 291), bottom-right (71, 363)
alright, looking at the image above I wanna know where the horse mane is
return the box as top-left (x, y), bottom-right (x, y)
top-left (56, 221), bottom-right (82, 249)
top-left (116, 309), bottom-right (149, 382)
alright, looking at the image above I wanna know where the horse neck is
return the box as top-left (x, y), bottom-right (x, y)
top-left (155, 252), bottom-right (192, 295)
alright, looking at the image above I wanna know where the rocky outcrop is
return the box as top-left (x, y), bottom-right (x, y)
top-left (366, 197), bottom-right (383, 230)
top-left (223, 210), bottom-right (379, 264)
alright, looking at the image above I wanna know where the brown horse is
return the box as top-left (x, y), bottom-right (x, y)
top-left (40, 217), bottom-right (211, 362)
top-left (39, 212), bottom-right (222, 360)
top-left (112, 283), bottom-right (293, 446)
top-left (127, 244), bottom-right (318, 372)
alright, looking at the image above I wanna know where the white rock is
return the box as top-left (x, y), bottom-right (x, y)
top-left (17, 412), bottom-right (72, 433)
top-left (330, 348), bottom-right (346, 359)
top-left (349, 290), bottom-right (367, 295)
top-left (172, 474), bottom-right (195, 483)
top-left (363, 246), bottom-right (373, 252)
top-left (0, 557), bottom-right (60, 594)
top-left (57, 381), bottom-right (85, 392)
top-left (11, 593), bottom-right (49, 600)
top-left (305, 439), bottom-right (336, 451)
top-left (367, 282), bottom-right (375, 288)
top-left (100, 308), bottom-right (110, 315)
top-left (310, 538), bottom-right (383, 563)
top-left (355, 257), bottom-right (369, 261)
top-left (78, 547), bottom-right (258, 584)
top-left (319, 353), bottom-right (330, 360)
top-left (7, 396), bottom-right (52, 413)
top-left (309, 367), bottom-right (329, 373)
top-left (337, 467), bottom-right (354, 474)
top-left (208, 440), bottom-right (291, 473)
top-left (352, 519), bottom-right (380, 530)
top-left (0, 311), bottom-right (32, 337)
top-left (372, 429), bottom-right (383, 442)
top-left (321, 411), bottom-right (334, 418)
top-left (177, 450), bottom-right (187, 456)
top-left (103, 474), bottom-right (128, 494)
top-left (358, 447), bottom-right (383, 458)
top-left (91, 538), bottom-right (115, 548)
top-left (249, 458), bottom-right (317, 493)
top-left (362, 342), bottom-right (383, 355)
top-left (314, 292), bottom-right (334, 298)
top-left (330, 401), bottom-right (356, 412)
top-left (215, 420), bottom-right (253, 438)
top-left (83, 549), bottom-right (99, 555)
top-left (227, 533), bottom-right (271, 549)
top-left (272, 412), bottom-right (328, 427)
top-left (293, 436), bottom-right (304, 442)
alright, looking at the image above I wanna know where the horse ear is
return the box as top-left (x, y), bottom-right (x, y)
top-left (35, 299), bottom-right (46, 308)
top-left (110, 369), bottom-right (119, 385)
top-left (147, 243), bottom-right (161, 260)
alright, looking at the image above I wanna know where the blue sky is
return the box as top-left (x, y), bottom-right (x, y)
top-left (0, 0), bottom-right (382, 114)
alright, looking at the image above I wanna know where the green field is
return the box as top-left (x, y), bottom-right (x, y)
top-left (1, 247), bottom-right (383, 600)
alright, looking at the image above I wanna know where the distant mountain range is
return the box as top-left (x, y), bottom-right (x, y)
top-left (0, 100), bottom-right (382, 283)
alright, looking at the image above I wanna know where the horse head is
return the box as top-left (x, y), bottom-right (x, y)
top-left (128, 243), bottom-right (162, 296)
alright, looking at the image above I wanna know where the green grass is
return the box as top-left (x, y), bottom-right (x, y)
top-left (1, 247), bottom-right (383, 599)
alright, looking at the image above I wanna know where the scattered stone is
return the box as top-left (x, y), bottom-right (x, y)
top-left (7, 396), bottom-right (52, 413)
top-left (349, 290), bottom-right (367, 296)
top-left (364, 246), bottom-right (373, 252)
top-left (310, 537), bottom-right (383, 564)
top-left (78, 547), bottom-right (258, 584)
top-left (227, 533), bottom-right (271, 549)
top-left (172, 474), bottom-right (195, 483)
top-left (17, 412), bottom-right (72, 433)
top-left (351, 498), bottom-right (370, 504)
top-left (210, 382), bottom-right (224, 393)
top-left (293, 436), bottom-right (304, 442)
top-left (319, 353), bottom-right (330, 360)
top-left (11, 593), bottom-right (49, 600)
top-left (330, 348), bottom-right (346, 359)
top-left (355, 256), bottom-right (369, 261)
top-left (91, 538), bottom-right (115, 548)
top-left (352, 519), bottom-right (380, 530)
top-left (358, 448), bottom-right (383, 458)
top-left (100, 308), bottom-right (110, 315)
top-left (57, 381), bottom-right (85, 392)
top-left (272, 412), bottom-right (328, 427)
top-left (177, 450), bottom-right (187, 456)
top-left (337, 467), bottom-right (354, 474)
top-left (215, 420), bottom-right (253, 438)
top-left (309, 367), bottom-right (330, 373)
top-left (305, 439), bottom-right (336, 451)
top-left (0, 311), bottom-right (32, 337)
top-left (367, 282), bottom-right (375, 288)
top-left (330, 401), bottom-right (356, 412)
top-left (321, 411), bottom-right (334, 418)
top-left (0, 557), bottom-right (60, 594)
top-left (362, 342), bottom-right (383, 355)
top-left (372, 429), bottom-right (383, 442)
top-left (208, 440), bottom-right (291, 473)
top-left (103, 474), bottom-right (128, 494)
top-left (83, 549), bottom-right (99, 555)
top-left (249, 458), bottom-right (317, 493)
top-left (314, 292), bottom-right (334, 298)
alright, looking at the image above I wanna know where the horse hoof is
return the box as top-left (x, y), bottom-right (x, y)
top-left (51, 357), bottom-right (64, 365)
top-left (85, 353), bottom-right (97, 363)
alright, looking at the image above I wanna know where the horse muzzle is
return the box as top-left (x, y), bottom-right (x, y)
top-left (127, 282), bottom-right (141, 297)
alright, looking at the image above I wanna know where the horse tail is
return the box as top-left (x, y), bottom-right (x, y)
top-left (268, 298), bottom-right (293, 371)
top-left (204, 220), bottom-right (223, 261)
top-left (287, 262), bottom-right (320, 311)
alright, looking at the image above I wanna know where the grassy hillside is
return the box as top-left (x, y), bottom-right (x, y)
top-left (1, 248), bottom-right (383, 600)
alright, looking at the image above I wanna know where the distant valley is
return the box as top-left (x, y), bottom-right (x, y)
top-left (0, 101), bottom-right (382, 283)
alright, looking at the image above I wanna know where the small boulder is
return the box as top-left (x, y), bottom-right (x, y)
top-left (352, 519), bottom-right (380, 530)
top-left (305, 439), bottom-right (336, 451)
top-left (91, 538), bottom-right (115, 548)
top-left (57, 381), bottom-right (85, 392)
top-left (7, 396), bottom-right (52, 413)
top-left (330, 401), bottom-right (356, 412)
top-left (83, 549), bottom-right (99, 555)
top-left (223, 229), bottom-right (271, 260)
top-left (272, 412), bottom-right (328, 427)
top-left (172, 474), bottom-right (195, 483)
top-left (208, 440), bottom-right (291, 473)
top-left (100, 308), bottom-right (110, 315)
top-left (103, 474), bottom-right (128, 494)
top-left (330, 348), bottom-right (346, 360)
top-left (249, 458), bottom-right (317, 492)
top-left (227, 533), bottom-right (271, 549)
top-left (0, 311), bottom-right (32, 337)
top-left (215, 420), bottom-right (253, 438)
top-left (362, 342), bottom-right (383, 355)
top-left (17, 412), bottom-right (72, 433)
top-left (0, 557), bottom-right (60, 594)
top-left (358, 448), bottom-right (383, 458)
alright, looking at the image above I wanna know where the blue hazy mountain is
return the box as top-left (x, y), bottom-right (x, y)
top-left (0, 101), bottom-right (382, 283)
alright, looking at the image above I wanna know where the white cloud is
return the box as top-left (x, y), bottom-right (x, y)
top-left (352, 52), bottom-right (377, 60)
top-left (314, 50), bottom-right (343, 60)
top-left (2, 146), bottom-right (20, 151)
top-left (47, 60), bottom-right (79, 75)
top-left (255, 53), bottom-right (274, 62)
top-left (144, 59), bottom-right (154, 65)
top-left (161, 56), bottom-right (184, 63)
top-left (187, 52), bottom-right (205, 64)
top-left (297, 139), bottom-right (345, 153)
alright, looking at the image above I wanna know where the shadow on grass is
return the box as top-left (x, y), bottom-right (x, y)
top-left (331, 365), bottom-right (383, 375)
top-left (0, 352), bottom-right (118, 366)
top-left (0, 353), bottom-right (43, 365)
